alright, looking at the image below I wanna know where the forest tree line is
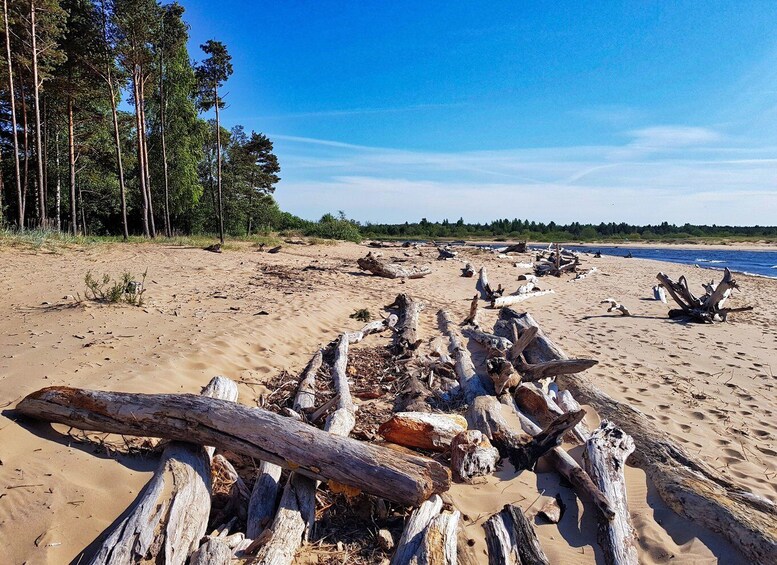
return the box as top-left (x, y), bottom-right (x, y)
top-left (0, 0), bottom-right (284, 241)
top-left (359, 218), bottom-right (777, 242)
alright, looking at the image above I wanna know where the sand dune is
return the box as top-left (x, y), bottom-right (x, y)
top-left (0, 241), bottom-right (774, 564)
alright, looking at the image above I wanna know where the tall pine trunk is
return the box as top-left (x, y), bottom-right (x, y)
top-left (30, 0), bottom-right (45, 226)
top-left (3, 0), bottom-right (23, 229)
top-left (132, 70), bottom-right (149, 237)
top-left (159, 51), bottom-right (171, 237)
top-left (139, 74), bottom-right (155, 238)
top-left (67, 96), bottom-right (76, 235)
top-left (20, 72), bottom-right (29, 223)
top-left (100, 2), bottom-right (127, 240)
top-left (214, 88), bottom-right (224, 243)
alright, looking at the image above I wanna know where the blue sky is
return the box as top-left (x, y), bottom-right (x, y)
top-left (182, 1), bottom-right (777, 225)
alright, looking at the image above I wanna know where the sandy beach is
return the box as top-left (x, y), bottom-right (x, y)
top-left (0, 241), bottom-right (775, 564)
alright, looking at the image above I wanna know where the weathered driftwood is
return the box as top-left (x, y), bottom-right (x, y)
top-left (410, 510), bottom-right (460, 565)
top-left (391, 495), bottom-right (444, 565)
top-left (476, 267), bottom-right (502, 300)
top-left (489, 289), bottom-right (554, 309)
top-left (514, 357), bottom-right (598, 382)
top-left (212, 454), bottom-right (251, 526)
top-left (17, 388), bottom-right (450, 506)
top-left (483, 503), bottom-right (550, 565)
top-left (358, 252), bottom-right (432, 279)
top-left (88, 376), bottom-right (238, 565)
top-left (500, 394), bottom-right (615, 520)
top-left (514, 311), bottom-right (777, 563)
top-left (253, 327), bottom-right (395, 564)
top-left (379, 412), bottom-right (468, 452)
top-left (190, 538), bottom-right (233, 565)
top-left (656, 267), bottom-right (753, 322)
top-left (507, 323), bottom-right (538, 361)
top-left (450, 430), bottom-right (500, 481)
top-left (584, 421), bottom-right (638, 565)
top-left (347, 315), bottom-right (399, 343)
top-left (486, 352), bottom-right (520, 395)
top-left (461, 327), bottom-right (512, 351)
top-left (502, 242), bottom-right (527, 254)
top-left (293, 350), bottom-right (323, 412)
top-left (437, 246), bottom-right (457, 260)
top-left (440, 310), bottom-right (574, 473)
top-left (463, 294), bottom-right (480, 327)
top-left (601, 298), bottom-right (631, 316)
top-left (513, 383), bottom-right (565, 428)
top-left (246, 461), bottom-right (282, 540)
top-left (461, 263), bottom-right (475, 278)
top-left (390, 293), bottom-right (424, 356)
top-left (555, 389), bottom-right (592, 442)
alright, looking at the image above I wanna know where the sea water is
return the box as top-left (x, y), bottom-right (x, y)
top-left (550, 245), bottom-right (777, 279)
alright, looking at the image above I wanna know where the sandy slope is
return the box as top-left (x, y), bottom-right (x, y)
top-left (0, 241), bottom-right (774, 564)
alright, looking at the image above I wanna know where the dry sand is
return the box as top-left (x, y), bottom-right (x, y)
top-left (0, 241), bottom-right (774, 564)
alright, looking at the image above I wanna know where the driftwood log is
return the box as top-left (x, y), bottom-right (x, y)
top-left (463, 294), bottom-right (480, 327)
top-left (379, 412), bottom-right (468, 452)
top-left (490, 289), bottom-right (554, 308)
top-left (450, 430), bottom-right (500, 481)
top-left (476, 267), bottom-right (503, 301)
top-left (358, 252), bottom-right (431, 279)
top-left (17, 387), bottom-right (450, 506)
top-left (483, 503), bottom-right (549, 565)
top-left (513, 311), bottom-right (777, 563)
top-left (656, 267), bottom-right (752, 322)
top-left (390, 293), bottom-right (424, 356)
top-left (88, 376), bottom-right (238, 565)
top-left (410, 510), bottom-right (459, 564)
top-left (392, 495), bottom-right (444, 565)
top-left (584, 421), bottom-right (638, 565)
top-left (461, 263), bottom-right (475, 278)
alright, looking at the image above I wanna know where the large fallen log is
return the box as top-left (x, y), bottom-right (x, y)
top-left (483, 503), bottom-right (549, 565)
top-left (410, 509), bottom-right (460, 565)
top-left (88, 376), bottom-right (238, 565)
top-left (17, 387), bottom-right (450, 507)
top-left (584, 421), bottom-right (638, 565)
top-left (476, 267), bottom-right (502, 301)
top-left (513, 311), bottom-right (777, 563)
top-left (390, 293), bottom-right (424, 357)
top-left (358, 252), bottom-right (431, 279)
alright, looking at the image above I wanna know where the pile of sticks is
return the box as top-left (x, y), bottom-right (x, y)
top-left (534, 243), bottom-right (580, 277)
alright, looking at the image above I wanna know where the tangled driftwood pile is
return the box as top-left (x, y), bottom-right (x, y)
top-left (14, 266), bottom-right (775, 564)
top-left (657, 267), bottom-right (753, 322)
top-left (534, 243), bottom-right (580, 277)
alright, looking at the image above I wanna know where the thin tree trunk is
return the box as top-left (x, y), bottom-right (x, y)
top-left (2, 0), bottom-right (22, 229)
top-left (139, 74), bottom-right (155, 237)
top-left (215, 88), bottom-right (224, 243)
top-left (132, 71), bottom-right (149, 237)
top-left (20, 71), bottom-right (29, 224)
top-left (67, 96), bottom-right (77, 235)
top-left (42, 95), bottom-right (47, 208)
top-left (55, 129), bottom-right (60, 231)
top-left (78, 180), bottom-right (85, 235)
top-left (29, 1), bottom-right (44, 226)
top-left (100, 2), bottom-right (127, 240)
top-left (159, 47), bottom-right (171, 237)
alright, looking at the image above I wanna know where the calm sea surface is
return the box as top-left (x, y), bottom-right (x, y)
top-left (540, 245), bottom-right (777, 279)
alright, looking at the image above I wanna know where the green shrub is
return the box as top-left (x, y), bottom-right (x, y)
top-left (84, 269), bottom-right (147, 306)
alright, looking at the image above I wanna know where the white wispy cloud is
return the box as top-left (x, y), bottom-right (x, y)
top-left (271, 126), bottom-right (777, 225)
